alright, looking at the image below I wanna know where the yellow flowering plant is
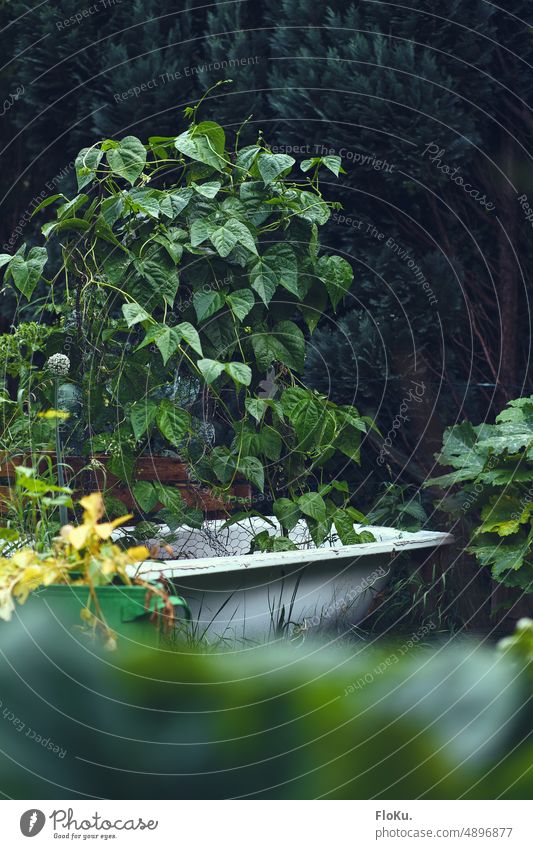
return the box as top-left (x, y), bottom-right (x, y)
top-left (0, 492), bottom-right (188, 647)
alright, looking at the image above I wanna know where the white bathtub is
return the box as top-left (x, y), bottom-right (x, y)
top-left (130, 519), bottom-right (454, 644)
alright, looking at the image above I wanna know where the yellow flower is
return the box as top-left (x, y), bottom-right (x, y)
top-left (12, 550), bottom-right (36, 569)
top-left (13, 566), bottom-right (45, 604)
top-left (37, 409), bottom-right (70, 420)
top-left (79, 492), bottom-right (105, 523)
top-left (126, 545), bottom-right (150, 562)
top-left (94, 514), bottom-right (133, 541)
top-left (0, 492), bottom-right (157, 640)
top-left (0, 588), bottom-right (15, 622)
top-left (66, 523), bottom-right (91, 551)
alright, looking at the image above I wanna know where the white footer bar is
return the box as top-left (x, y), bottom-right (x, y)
top-left (1, 799), bottom-right (529, 847)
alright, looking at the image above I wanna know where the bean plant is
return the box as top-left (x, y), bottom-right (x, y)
top-left (0, 85), bottom-right (375, 545)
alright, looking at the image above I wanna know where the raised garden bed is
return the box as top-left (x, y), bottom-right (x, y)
top-left (0, 453), bottom-right (251, 519)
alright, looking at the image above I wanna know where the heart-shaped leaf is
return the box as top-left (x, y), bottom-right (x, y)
top-left (107, 136), bottom-right (147, 184)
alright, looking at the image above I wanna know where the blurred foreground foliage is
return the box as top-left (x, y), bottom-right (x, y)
top-left (0, 612), bottom-right (531, 799)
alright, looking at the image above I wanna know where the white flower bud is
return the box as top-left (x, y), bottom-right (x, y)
top-left (46, 353), bottom-right (70, 377)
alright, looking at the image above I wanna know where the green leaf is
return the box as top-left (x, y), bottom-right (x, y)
top-left (332, 509), bottom-right (360, 545)
top-left (280, 387), bottom-right (309, 417)
top-left (435, 422), bottom-right (484, 470)
top-left (41, 217), bottom-right (91, 239)
top-left (159, 188), bottom-right (193, 219)
top-left (100, 195), bottom-right (125, 226)
top-left (290, 397), bottom-right (322, 452)
top-left (468, 535), bottom-right (529, 576)
top-left (300, 156), bottom-right (343, 177)
top-left (316, 254), bottom-right (354, 309)
top-left (75, 146), bottom-right (103, 190)
top-left (297, 191), bottom-right (331, 225)
top-left (148, 135), bottom-right (176, 157)
top-left (212, 447), bottom-right (237, 483)
top-left (281, 389), bottom-right (336, 454)
top-left (193, 290), bottom-right (225, 322)
top-left (426, 468), bottom-right (485, 488)
top-left (0, 528), bottom-right (20, 542)
top-left (477, 423), bottom-right (533, 456)
top-left (298, 492), bottom-right (327, 522)
top-left (273, 498), bottom-right (301, 531)
top-left (238, 456), bottom-right (264, 492)
top-left (235, 145), bottom-right (261, 174)
top-left (250, 257), bottom-right (277, 305)
top-left (225, 361), bottom-right (252, 386)
top-left (30, 194), bottom-right (67, 218)
top-left (133, 481), bottom-right (159, 513)
top-left (210, 223), bottom-right (239, 258)
top-left (156, 401), bottom-right (190, 447)
top-left (175, 321), bottom-right (203, 356)
top-left (153, 482), bottom-right (187, 517)
top-left (94, 216), bottom-right (126, 250)
top-left (307, 221), bottom-right (319, 258)
top-left (252, 531), bottom-right (298, 552)
top-left (322, 156), bottom-right (343, 177)
top-left (298, 280), bottom-right (328, 333)
top-left (260, 425), bottom-right (282, 460)
top-left (245, 397), bottom-right (268, 423)
top-left (136, 325), bottom-right (181, 366)
top-left (479, 495), bottom-right (533, 537)
top-left (251, 243), bottom-right (299, 304)
top-left (224, 219), bottom-right (257, 254)
top-left (129, 257), bottom-right (180, 309)
top-left (190, 218), bottom-right (215, 247)
top-left (8, 246), bottom-right (48, 300)
top-left (202, 312), bottom-right (238, 360)
top-left (175, 124), bottom-right (226, 172)
top-left (239, 181), bottom-right (272, 226)
top-left (102, 253), bottom-right (131, 287)
top-left (127, 188), bottom-right (160, 218)
top-left (251, 321), bottom-right (306, 372)
top-left (208, 218), bottom-right (256, 259)
top-left (336, 424), bottom-right (362, 463)
top-left (195, 121), bottom-right (226, 154)
top-left (106, 136), bottom-right (147, 184)
top-left (226, 290), bottom-right (255, 321)
top-left (271, 244), bottom-right (299, 296)
top-left (122, 302), bottom-right (151, 328)
top-left (496, 396), bottom-right (533, 425)
top-left (335, 409), bottom-right (366, 463)
top-left (0, 253), bottom-right (12, 270)
top-left (152, 233), bottom-right (183, 264)
top-left (197, 358), bottom-right (225, 384)
top-left (155, 327), bottom-right (182, 365)
top-left (193, 181), bottom-right (221, 198)
top-left (257, 153), bottom-right (295, 185)
top-left (57, 194), bottom-right (90, 220)
top-left (130, 399), bottom-right (158, 440)
top-left (108, 446), bottom-right (135, 486)
top-left (480, 466), bottom-right (533, 486)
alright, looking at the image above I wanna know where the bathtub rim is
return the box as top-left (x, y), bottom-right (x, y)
top-left (131, 525), bottom-right (454, 580)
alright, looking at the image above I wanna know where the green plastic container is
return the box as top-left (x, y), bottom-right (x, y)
top-left (17, 584), bottom-right (160, 649)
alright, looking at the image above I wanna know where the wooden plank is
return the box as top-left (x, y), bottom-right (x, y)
top-left (0, 478), bottom-right (251, 518)
top-left (0, 452), bottom-right (189, 482)
top-left (0, 451), bottom-right (251, 519)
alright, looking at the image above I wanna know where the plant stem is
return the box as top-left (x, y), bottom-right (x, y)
top-left (54, 378), bottom-right (68, 527)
